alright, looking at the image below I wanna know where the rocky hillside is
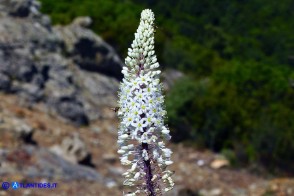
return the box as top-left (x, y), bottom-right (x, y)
top-left (0, 0), bottom-right (123, 126)
top-left (0, 1), bottom-right (293, 196)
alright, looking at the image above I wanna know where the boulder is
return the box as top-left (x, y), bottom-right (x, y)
top-left (1, 0), bottom-right (41, 18)
top-left (50, 133), bottom-right (90, 165)
top-left (54, 21), bottom-right (124, 79)
top-left (0, 117), bottom-right (36, 144)
top-left (0, 145), bottom-right (108, 182)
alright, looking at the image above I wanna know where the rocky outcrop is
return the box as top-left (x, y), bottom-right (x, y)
top-left (0, 0), bottom-right (42, 18)
top-left (0, 145), bottom-right (108, 182)
top-left (0, 0), bottom-right (122, 125)
top-left (54, 18), bottom-right (123, 79)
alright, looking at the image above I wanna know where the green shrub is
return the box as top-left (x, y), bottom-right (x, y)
top-left (166, 61), bottom-right (294, 169)
top-left (163, 35), bottom-right (223, 76)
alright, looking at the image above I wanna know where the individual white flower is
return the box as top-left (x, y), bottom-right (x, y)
top-left (142, 149), bottom-right (149, 161)
top-left (121, 156), bottom-right (131, 165)
top-left (165, 160), bottom-right (173, 166)
top-left (162, 148), bottom-right (173, 158)
top-left (134, 172), bottom-right (141, 180)
top-left (130, 162), bottom-right (137, 172)
top-left (162, 129), bottom-right (170, 135)
top-left (131, 120), bottom-right (144, 132)
top-left (118, 149), bottom-right (126, 154)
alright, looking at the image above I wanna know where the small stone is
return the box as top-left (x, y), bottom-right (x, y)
top-left (23, 189), bottom-right (32, 195)
top-left (249, 184), bottom-right (257, 190)
top-left (271, 184), bottom-right (278, 191)
top-left (9, 118), bottom-right (35, 144)
top-left (102, 153), bottom-right (117, 163)
top-left (199, 189), bottom-right (208, 195)
top-left (91, 127), bottom-right (101, 133)
top-left (197, 159), bottom-right (205, 166)
top-left (50, 133), bottom-right (90, 164)
top-left (210, 188), bottom-right (222, 195)
top-left (210, 158), bottom-right (229, 169)
top-left (106, 180), bottom-right (117, 188)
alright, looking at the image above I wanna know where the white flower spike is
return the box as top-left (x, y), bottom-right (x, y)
top-left (117, 9), bottom-right (174, 196)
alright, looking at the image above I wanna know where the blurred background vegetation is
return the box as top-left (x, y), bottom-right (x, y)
top-left (40, 0), bottom-right (294, 173)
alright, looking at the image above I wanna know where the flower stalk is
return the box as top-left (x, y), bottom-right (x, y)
top-left (117, 9), bottom-right (174, 196)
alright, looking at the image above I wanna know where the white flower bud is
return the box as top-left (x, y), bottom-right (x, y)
top-left (134, 172), bottom-right (140, 180)
top-left (162, 173), bottom-right (169, 180)
top-left (121, 159), bottom-right (131, 165)
top-left (142, 149), bottom-right (149, 161)
top-left (121, 146), bottom-right (129, 150)
top-left (162, 129), bottom-right (170, 134)
top-left (120, 134), bottom-right (129, 139)
top-left (162, 148), bottom-right (173, 157)
top-left (150, 63), bottom-right (159, 69)
top-left (130, 163), bottom-right (137, 172)
top-left (118, 149), bottom-right (126, 154)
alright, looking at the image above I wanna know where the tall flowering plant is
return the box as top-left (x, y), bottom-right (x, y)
top-left (117, 9), bottom-right (174, 196)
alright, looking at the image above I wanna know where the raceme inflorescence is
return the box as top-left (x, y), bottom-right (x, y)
top-left (117, 9), bottom-right (174, 196)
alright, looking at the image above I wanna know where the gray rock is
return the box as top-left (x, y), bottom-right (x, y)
top-left (72, 16), bottom-right (92, 28)
top-left (54, 21), bottom-right (124, 79)
top-left (0, 73), bottom-right (11, 91)
top-left (39, 15), bottom-right (51, 28)
top-left (6, 0), bottom-right (31, 17)
top-left (0, 16), bottom-right (61, 51)
top-left (18, 82), bottom-right (44, 102)
top-left (0, 145), bottom-right (109, 182)
top-left (105, 180), bottom-right (118, 188)
top-left (73, 69), bottom-right (119, 120)
top-left (91, 126), bottom-right (101, 133)
top-left (54, 97), bottom-right (89, 126)
top-left (0, 117), bottom-right (36, 144)
top-left (0, 51), bottom-right (36, 82)
top-left (7, 0), bottom-right (40, 17)
top-left (13, 119), bottom-right (34, 138)
top-left (50, 133), bottom-right (89, 164)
